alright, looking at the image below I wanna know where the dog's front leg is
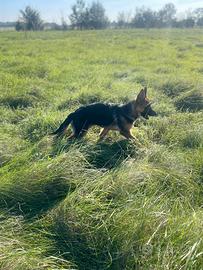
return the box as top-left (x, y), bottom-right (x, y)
top-left (120, 129), bottom-right (135, 140)
top-left (99, 127), bottom-right (110, 140)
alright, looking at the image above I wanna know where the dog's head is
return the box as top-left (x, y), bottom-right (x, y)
top-left (141, 103), bottom-right (157, 119)
top-left (135, 87), bottom-right (157, 118)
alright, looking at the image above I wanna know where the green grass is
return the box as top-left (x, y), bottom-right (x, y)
top-left (0, 29), bottom-right (203, 269)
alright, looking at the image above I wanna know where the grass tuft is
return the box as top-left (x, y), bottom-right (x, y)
top-left (175, 90), bottom-right (203, 112)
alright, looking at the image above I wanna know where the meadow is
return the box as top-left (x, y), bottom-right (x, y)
top-left (0, 29), bottom-right (203, 269)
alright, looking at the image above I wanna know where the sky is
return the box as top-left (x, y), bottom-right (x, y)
top-left (0, 0), bottom-right (203, 23)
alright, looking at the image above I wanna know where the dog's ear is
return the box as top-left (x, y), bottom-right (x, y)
top-left (136, 87), bottom-right (147, 102)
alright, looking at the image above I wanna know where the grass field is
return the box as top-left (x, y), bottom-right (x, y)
top-left (0, 29), bottom-right (203, 270)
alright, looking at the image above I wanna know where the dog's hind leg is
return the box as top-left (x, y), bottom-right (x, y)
top-left (71, 120), bottom-right (90, 139)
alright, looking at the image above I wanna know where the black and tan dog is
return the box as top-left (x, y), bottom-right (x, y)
top-left (51, 87), bottom-right (156, 140)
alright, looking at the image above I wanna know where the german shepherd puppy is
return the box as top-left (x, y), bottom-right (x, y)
top-left (51, 87), bottom-right (156, 140)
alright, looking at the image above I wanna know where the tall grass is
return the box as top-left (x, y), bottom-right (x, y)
top-left (0, 29), bottom-right (203, 269)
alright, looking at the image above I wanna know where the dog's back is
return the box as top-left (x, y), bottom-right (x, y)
top-left (74, 103), bottom-right (117, 127)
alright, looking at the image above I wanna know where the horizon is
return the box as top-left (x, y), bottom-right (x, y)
top-left (0, 0), bottom-right (203, 23)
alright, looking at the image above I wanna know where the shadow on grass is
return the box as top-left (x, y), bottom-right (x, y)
top-left (51, 136), bottom-right (140, 170)
top-left (0, 177), bottom-right (75, 219)
top-left (0, 137), bottom-right (140, 218)
top-left (50, 223), bottom-right (104, 270)
top-left (87, 140), bottom-right (140, 170)
top-left (49, 227), bottom-right (131, 270)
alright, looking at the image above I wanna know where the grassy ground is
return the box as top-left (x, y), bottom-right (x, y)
top-left (0, 29), bottom-right (203, 269)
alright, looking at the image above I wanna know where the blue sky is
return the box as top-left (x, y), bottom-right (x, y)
top-left (0, 0), bottom-right (203, 22)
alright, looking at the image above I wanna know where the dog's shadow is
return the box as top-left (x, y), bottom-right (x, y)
top-left (51, 136), bottom-right (140, 170)
top-left (90, 140), bottom-right (140, 169)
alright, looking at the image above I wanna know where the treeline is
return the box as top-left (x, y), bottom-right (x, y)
top-left (15, 1), bottom-right (203, 31)
top-left (118, 4), bottom-right (203, 28)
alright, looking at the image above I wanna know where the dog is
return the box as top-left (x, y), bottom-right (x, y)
top-left (51, 87), bottom-right (157, 140)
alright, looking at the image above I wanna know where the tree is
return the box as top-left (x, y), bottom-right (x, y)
top-left (117, 12), bottom-right (126, 28)
top-left (194, 8), bottom-right (203, 26)
top-left (158, 3), bottom-right (176, 27)
top-left (69, 0), bottom-right (109, 29)
top-left (15, 20), bottom-right (25, 31)
top-left (88, 1), bottom-right (109, 29)
top-left (69, 0), bottom-right (88, 29)
top-left (18, 6), bottom-right (43, 31)
top-left (61, 17), bottom-right (68, 30)
top-left (131, 8), bottom-right (158, 28)
top-left (178, 18), bottom-right (195, 28)
top-left (117, 12), bottom-right (131, 28)
top-left (197, 17), bottom-right (203, 26)
top-left (194, 8), bottom-right (203, 19)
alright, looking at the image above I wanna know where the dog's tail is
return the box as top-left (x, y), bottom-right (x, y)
top-left (51, 113), bottom-right (74, 136)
